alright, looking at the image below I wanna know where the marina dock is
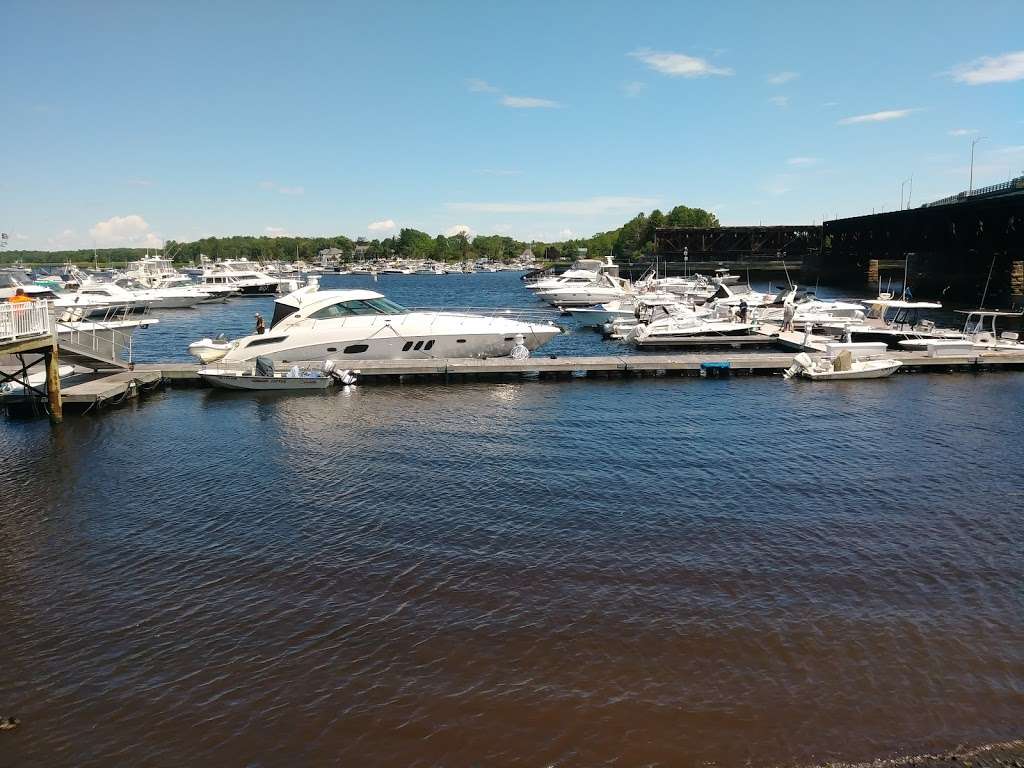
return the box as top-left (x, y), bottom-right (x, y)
top-left (9, 348), bottom-right (1014, 414)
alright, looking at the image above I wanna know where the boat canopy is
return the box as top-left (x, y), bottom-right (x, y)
top-left (953, 310), bottom-right (1024, 317)
top-left (867, 300), bottom-right (943, 309)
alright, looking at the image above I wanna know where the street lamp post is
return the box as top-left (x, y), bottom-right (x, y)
top-left (969, 136), bottom-right (988, 196)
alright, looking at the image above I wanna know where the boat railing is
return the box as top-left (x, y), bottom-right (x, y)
top-left (0, 299), bottom-right (54, 344)
top-left (405, 306), bottom-right (563, 324)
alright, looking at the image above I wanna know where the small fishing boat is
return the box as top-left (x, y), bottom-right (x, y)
top-left (783, 352), bottom-right (901, 381)
top-left (199, 358), bottom-right (355, 391)
top-left (188, 336), bottom-right (234, 363)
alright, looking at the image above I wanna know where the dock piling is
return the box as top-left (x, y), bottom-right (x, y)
top-left (44, 342), bottom-right (63, 424)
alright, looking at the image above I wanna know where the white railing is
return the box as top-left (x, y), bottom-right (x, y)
top-left (0, 300), bottom-right (53, 344)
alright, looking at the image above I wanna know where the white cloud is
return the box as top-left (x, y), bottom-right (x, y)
top-left (558, 228), bottom-right (575, 238)
top-left (786, 157), bottom-right (821, 166)
top-left (48, 229), bottom-right (78, 247)
top-left (445, 224), bottom-right (474, 238)
top-left (467, 78), bottom-right (499, 93)
top-left (767, 71), bottom-right (799, 85)
top-left (838, 109), bottom-right (915, 125)
top-left (628, 49), bottom-right (733, 78)
top-left (500, 95), bottom-right (561, 109)
top-left (823, 101), bottom-right (839, 107)
top-left (769, 95), bottom-right (789, 108)
top-left (764, 177), bottom-right (793, 196)
top-left (447, 195), bottom-right (660, 215)
top-left (948, 128), bottom-right (980, 136)
top-left (12, 233), bottom-right (29, 241)
top-left (259, 180), bottom-right (304, 195)
top-left (367, 219), bottom-right (397, 233)
top-left (127, 178), bottom-right (154, 187)
top-left (264, 226), bottom-right (289, 236)
top-left (622, 81), bottom-right (647, 97)
top-left (951, 51), bottom-right (1024, 85)
top-left (89, 214), bottom-right (162, 247)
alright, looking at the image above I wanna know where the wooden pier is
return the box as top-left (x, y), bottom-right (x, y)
top-left (5, 348), bottom-right (1024, 417)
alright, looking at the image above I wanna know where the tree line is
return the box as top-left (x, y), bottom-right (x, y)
top-left (1, 204), bottom-right (718, 266)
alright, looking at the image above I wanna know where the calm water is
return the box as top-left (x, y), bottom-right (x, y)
top-left (2, 275), bottom-right (1022, 766)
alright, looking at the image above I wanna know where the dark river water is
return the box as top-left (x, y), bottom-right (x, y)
top-left (1, 274), bottom-right (1022, 766)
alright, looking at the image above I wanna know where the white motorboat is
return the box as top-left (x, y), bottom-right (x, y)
top-left (188, 336), bottom-right (235, 363)
top-left (712, 268), bottom-right (740, 286)
top-left (199, 359), bottom-right (353, 391)
top-left (897, 310), bottom-right (1024, 353)
top-left (626, 303), bottom-right (752, 347)
top-left (567, 292), bottom-right (679, 327)
top-left (75, 278), bottom-right (206, 310)
top-left (524, 256), bottom-right (611, 292)
top-left (124, 256), bottom-right (178, 287)
top-left (783, 351), bottom-right (902, 381)
top-left (154, 274), bottom-right (237, 303)
top-left (535, 272), bottom-right (633, 308)
top-left (190, 284), bottom-right (562, 364)
top-left (821, 299), bottom-right (958, 348)
top-left (199, 260), bottom-right (279, 296)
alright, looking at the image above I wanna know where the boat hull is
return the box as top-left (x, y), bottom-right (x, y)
top-left (199, 371), bottom-right (334, 390)
top-left (802, 361), bottom-right (902, 380)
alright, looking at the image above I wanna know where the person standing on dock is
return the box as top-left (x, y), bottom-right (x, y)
top-left (738, 299), bottom-right (748, 324)
top-left (782, 301), bottom-right (796, 332)
top-left (254, 313), bottom-right (266, 335)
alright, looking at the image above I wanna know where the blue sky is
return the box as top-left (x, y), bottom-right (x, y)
top-left (3, 0), bottom-right (1023, 250)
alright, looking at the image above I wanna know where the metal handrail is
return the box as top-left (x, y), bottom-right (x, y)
top-left (55, 305), bottom-right (139, 364)
top-left (0, 300), bottom-right (53, 343)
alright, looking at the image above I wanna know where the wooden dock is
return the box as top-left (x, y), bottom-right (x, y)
top-left (141, 350), bottom-right (1024, 382)
top-left (60, 370), bottom-right (162, 406)
top-left (9, 348), bottom-right (1022, 417)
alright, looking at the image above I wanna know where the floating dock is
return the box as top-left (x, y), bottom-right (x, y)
top-left (4, 349), bottom-right (1024, 417)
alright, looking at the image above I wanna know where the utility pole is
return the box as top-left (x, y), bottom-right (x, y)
top-left (969, 136), bottom-right (987, 195)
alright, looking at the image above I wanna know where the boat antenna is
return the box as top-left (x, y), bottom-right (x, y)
top-left (779, 251), bottom-right (793, 289)
top-left (902, 253), bottom-right (910, 300)
top-left (979, 251), bottom-right (998, 310)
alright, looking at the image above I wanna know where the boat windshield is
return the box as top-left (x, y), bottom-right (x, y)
top-left (309, 297), bottom-right (409, 319)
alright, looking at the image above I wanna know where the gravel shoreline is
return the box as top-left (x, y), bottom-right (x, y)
top-left (804, 740), bottom-right (1024, 768)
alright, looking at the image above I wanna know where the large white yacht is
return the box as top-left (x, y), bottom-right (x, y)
top-left (534, 272), bottom-right (633, 308)
top-left (194, 285), bottom-right (562, 364)
top-left (75, 278), bottom-right (207, 309)
top-left (199, 260), bottom-right (279, 296)
top-left (525, 256), bottom-right (611, 292)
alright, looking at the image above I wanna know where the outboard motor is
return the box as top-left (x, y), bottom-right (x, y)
top-left (782, 352), bottom-right (814, 380)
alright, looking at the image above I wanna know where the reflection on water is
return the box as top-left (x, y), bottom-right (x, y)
top-left (1, 374), bottom-right (1022, 766)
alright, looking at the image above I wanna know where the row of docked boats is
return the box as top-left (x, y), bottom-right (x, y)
top-left (525, 256), bottom-right (1024, 354)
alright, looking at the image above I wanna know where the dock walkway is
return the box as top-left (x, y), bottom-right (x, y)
top-left (8, 348), bottom-right (1023, 417)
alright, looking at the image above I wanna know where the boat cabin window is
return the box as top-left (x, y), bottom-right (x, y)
top-left (343, 344), bottom-right (369, 354)
top-left (270, 303), bottom-right (300, 328)
top-left (246, 335), bottom-right (288, 347)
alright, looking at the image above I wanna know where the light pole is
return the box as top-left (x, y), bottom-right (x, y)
top-left (969, 136), bottom-right (987, 195)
